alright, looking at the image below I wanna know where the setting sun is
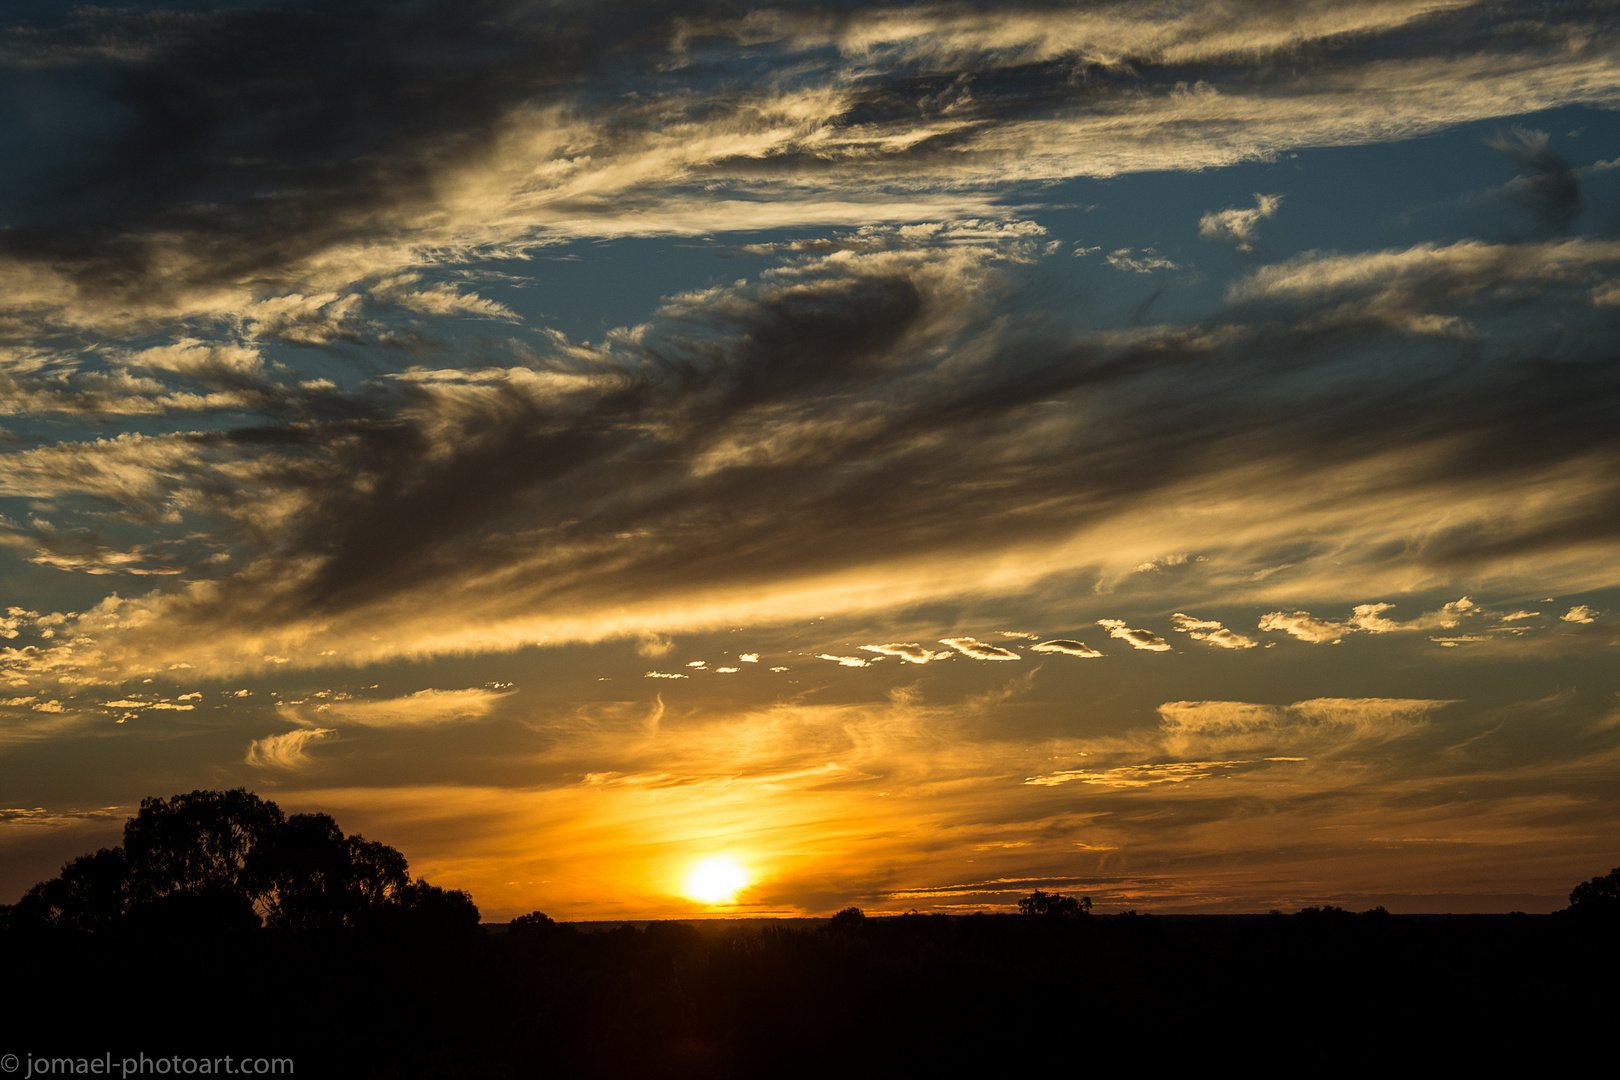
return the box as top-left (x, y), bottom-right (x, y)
top-left (685, 857), bottom-right (749, 905)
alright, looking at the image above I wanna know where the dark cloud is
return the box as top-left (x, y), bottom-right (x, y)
top-left (0, 221), bottom-right (1617, 681)
top-left (0, 0), bottom-right (613, 336)
top-left (0, 4), bottom-right (1618, 682)
top-left (2, 0), bottom-right (1616, 342)
top-left (1488, 127), bottom-right (1582, 232)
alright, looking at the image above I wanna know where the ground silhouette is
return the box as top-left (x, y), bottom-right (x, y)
top-left (4, 791), bottom-right (1617, 1076)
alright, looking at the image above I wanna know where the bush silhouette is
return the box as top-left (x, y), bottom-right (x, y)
top-left (828, 906), bottom-right (867, 930)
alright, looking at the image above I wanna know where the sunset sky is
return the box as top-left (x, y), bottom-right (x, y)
top-left (2, 0), bottom-right (1618, 919)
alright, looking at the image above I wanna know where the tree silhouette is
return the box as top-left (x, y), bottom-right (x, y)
top-left (3, 788), bottom-right (460, 935)
top-left (259, 812), bottom-right (410, 931)
top-left (388, 879), bottom-right (481, 936)
top-left (15, 846), bottom-right (128, 932)
top-left (829, 906), bottom-right (867, 929)
top-left (509, 909), bottom-right (558, 940)
top-left (1568, 866), bottom-right (1620, 916)
top-left (1018, 889), bottom-right (1092, 918)
top-left (123, 788), bottom-right (284, 911)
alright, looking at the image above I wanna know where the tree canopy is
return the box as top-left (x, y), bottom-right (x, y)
top-left (1567, 866), bottom-right (1620, 916)
top-left (3, 788), bottom-right (475, 935)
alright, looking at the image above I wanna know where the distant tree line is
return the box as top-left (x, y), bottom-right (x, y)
top-left (4, 791), bottom-right (1617, 1076)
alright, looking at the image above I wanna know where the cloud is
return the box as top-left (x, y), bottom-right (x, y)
top-left (208, 676), bottom-right (1620, 920)
top-left (245, 727), bottom-right (336, 770)
top-left (277, 687), bottom-right (512, 728)
top-left (1487, 127), bottom-right (1581, 231)
top-left (1258, 611), bottom-right (1351, 644)
top-left (0, 5), bottom-right (1619, 691)
top-left (1026, 759), bottom-right (1259, 788)
top-left (939, 637), bottom-right (1021, 661)
top-left (1029, 639), bottom-right (1103, 658)
top-left (1199, 193), bottom-right (1283, 251)
top-left (1561, 605), bottom-right (1598, 624)
top-left (1229, 237), bottom-right (1620, 335)
top-left (3, 0), bottom-right (1613, 346)
top-left (1025, 695), bottom-right (1451, 788)
top-left (1097, 620), bottom-right (1171, 652)
top-left (861, 643), bottom-right (951, 664)
top-left (0, 608), bottom-right (34, 640)
top-left (370, 276), bottom-right (519, 321)
top-left (1157, 697), bottom-right (1452, 754)
top-left (1105, 248), bottom-right (1179, 274)
top-left (1262, 599), bottom-right (1477, 643)
top-left (636, 636), bottom-right (675, 659)
top-left (1170, 613), bottom-right (1257, 649)
top-left (1350, 598), bottom-right (1477, 633)
top-left (818, 654), bottom-right (873, 668)
top-left (1133, 554), bottom-right (1194, 574)
top-left (100, 699), bottom-right (193, 711)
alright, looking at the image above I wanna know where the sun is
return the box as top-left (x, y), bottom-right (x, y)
top-left (684, 856), bottom-right (749, 905)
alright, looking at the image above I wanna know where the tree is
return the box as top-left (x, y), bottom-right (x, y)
top-left (5, 788), bottom-right (445, 936)
top-left (1567, 866), bottom-right (1620, 916)
top-left (9, 847), bottom-right (128, 932)
top-left (258, 812), bottom-right (409, 931)
top-left (387, 879), bottom-right (481, 937)
top-left (1018, 890), bottom-right (1092, 918)
top-left (509, 910), bottom-right (558, 940)
top-left (123, 788), bottom-right (285, 907)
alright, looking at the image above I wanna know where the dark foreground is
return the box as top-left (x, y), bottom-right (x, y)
top-left (7, 905), bottom-right (1617, 1077)
top-left (9, 792), bottom-right (1616, 1076)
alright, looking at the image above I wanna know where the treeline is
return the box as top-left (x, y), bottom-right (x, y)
top-left (5, 791), bottom-right (1617, 1076)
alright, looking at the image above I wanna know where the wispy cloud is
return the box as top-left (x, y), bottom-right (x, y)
top-left (1097, 620), bottom-right (1172, 652)
top-left (939, 637), bottom-right (1021, 661)
top-left (277, 687), bottom-right (512, 729)
top-left (1261, 599), bottom-right (1478, 643)
top-left (1199, 193), bottom-right (1283, 251)
top-left (1156, 697), bottom-right (1451, 754)
top-left (1170, 614), bottom-right (1257, 650)
top-left (245, 727), bottom-right (336, 770)
top-left (0, 4), bottom-right (1615, 699)
top-left (1030, 639), bottom-right (1103, 658)
top-left (1258, 611), bottom-right (1352, 644)
top-left (861, 643), bottom-right (952, 664)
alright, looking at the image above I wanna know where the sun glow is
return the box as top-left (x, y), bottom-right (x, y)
top-left (684, 857), bottom-right (749, 905)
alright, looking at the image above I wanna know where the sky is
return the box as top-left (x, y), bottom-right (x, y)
top-left (1, 0), bottom-right (1618, 920)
